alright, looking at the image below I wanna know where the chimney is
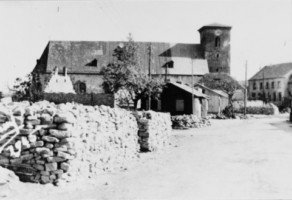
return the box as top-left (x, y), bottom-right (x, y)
top-left (63, 67), bottom-right (67, 76)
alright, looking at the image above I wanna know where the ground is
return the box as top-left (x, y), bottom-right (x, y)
top-left (2, 114), bottom-right (292, 200)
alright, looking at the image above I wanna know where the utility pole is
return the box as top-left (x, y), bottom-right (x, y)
top-left (244, 60), bottom-right (247, 116)
top-left (191, 59), bottom-right (194, 114)
top-left (148, 44), bottom-right (152, 110)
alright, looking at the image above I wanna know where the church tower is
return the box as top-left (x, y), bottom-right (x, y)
top-left (198, 23), bottom-right (232, 74)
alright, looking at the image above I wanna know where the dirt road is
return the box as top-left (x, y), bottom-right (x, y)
top-left (4, 115), bottom-right (292, 200)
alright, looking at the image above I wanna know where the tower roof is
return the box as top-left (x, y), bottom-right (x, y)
top-left (198, 23), bottom-right (232, 32)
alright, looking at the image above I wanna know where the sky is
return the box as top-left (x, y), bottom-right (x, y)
top-left (0, 0), bottom-right (292, 91)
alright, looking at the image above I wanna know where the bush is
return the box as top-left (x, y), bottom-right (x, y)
top-left (222, 105), bottom-right (235, 118)
top-left (236, 106), bottom-right (274, 115)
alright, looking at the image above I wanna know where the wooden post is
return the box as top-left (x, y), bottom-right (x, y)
top-left (148, 44), bottom-right (152, 110)
top-left (244, 60), bottom-right (247, 116)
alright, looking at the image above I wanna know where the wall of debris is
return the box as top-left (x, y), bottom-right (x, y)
top-left (133, 111), bottom-right (172, 152)
top-left (43, 93), bottom-right (114, 107)
top-left (0, 101), bottom-right (172, 185)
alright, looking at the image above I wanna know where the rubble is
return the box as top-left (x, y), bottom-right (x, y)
top-left (133, 111), bottom-right (172, 152)
top-left (171, 115), bottom-right (211, 129)
top-left (0, 101), bottom-right (149, 184)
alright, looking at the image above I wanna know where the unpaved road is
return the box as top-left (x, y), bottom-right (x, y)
top-left (3, 115), bottom-right (292, 200)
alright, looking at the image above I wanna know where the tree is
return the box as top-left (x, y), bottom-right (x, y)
top-left (11, 72), bottom-right (43, 102)
top-left (199, 73), bottom-right (243, 105)
top-left (101, 34), bottom-right (165, 110)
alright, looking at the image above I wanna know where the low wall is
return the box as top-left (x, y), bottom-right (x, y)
top-left (0, 102), bottom-right (77, 184)
top-left (0, 101), bottom-right (172, 185)
top-left (43, 93), bottom-right (114, 107)
top-left (0, 101), bottom-right (139, 184)
top-left (133, 111), bottom-right (172, 152)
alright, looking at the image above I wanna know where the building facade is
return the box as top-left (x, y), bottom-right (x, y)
top-left (32, 23), bottom-right (232, 94)
top-left (248, 62), bottom-right (292, 105)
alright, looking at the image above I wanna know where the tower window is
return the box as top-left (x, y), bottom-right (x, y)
top-left (216, 53), bottom-right (220, 58)
top-left (215, 36), bottom-right (221, 47)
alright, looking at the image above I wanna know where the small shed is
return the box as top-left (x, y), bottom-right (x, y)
top-left (194, 83), bottom-right (228, 114)
top-left (159, 81), bottom-right (209, 117)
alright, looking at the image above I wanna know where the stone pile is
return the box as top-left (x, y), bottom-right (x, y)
top-left (133, 111), bottom-right (172, 152)
top-left (66, 104), bottom-right (139, 181)
top-left (171, 114), bottom-right (211, 129)
top-left (0, 101), bottom-right (172, 184)
top-left (0, 101), bottom-right (140, 184)
top-left (0, 101), bottom-right (77, 185)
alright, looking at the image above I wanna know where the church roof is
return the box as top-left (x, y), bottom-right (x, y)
top-left (33, 41), bottom-right (207, 76)
top-left (249, 62), bottom-right (292, 80)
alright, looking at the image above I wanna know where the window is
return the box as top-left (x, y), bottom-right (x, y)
top-left (279, 92), bottom-right (282, 101)
top-left (253, 82), bottom-right (257, 90)
top-left (176, 99), bottom-right (184, 111)
top-left (273, 92), bottom-right (276, 101)
top-left (252, 93), bottom-right (256, 98)
top-left (260, 82), bottom-right (263, 89)
top-left (85, 59), bottom-right (98, 67)
top-left (215, 36), bottom-right (221, 47)
top-left (278, 81), bottom-right (281, 89)
top-left (258, 93), bottom-right (262, 98)
top-left (216, 53), bottom-right (220, 58)
top-left (79, 82), bottom-right (86, 94)
top-left (266, 82), bottom-right (269, 89)
top-left (271, 82), bottom-right (274, 89)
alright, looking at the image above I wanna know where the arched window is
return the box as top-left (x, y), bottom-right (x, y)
top-left (215, 36), bottom-right (221, 47)
top-left (79, 82), bottom-right (86, 94)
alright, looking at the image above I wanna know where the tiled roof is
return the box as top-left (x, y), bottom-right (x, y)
top-left (249, 62), bottom-right (292, 80)
top-left (169, 81), bottom-right (208, 98)
top-left (33, 41), bottom-right (207, 76)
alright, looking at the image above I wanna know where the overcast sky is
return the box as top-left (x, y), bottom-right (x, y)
top-left (0, 0), bottom-right (292, 91)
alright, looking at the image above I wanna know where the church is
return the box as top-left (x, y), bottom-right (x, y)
top-left (32, 23), bottom-right (232, 94)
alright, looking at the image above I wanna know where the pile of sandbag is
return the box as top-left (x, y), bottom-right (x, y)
top-left (171, 115), bottom-right (211, 129)
top-left (133, 111), bottom-right (172, 152)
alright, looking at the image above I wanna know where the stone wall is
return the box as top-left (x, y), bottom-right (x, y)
top-left (0, 101), bottom-right (140, 184)
top-left (0, 101), bottom-right (77, 185)
top-left (133, 111), bottom-right (172, 152)
top-left (43, 93), bottom-right (114, 107)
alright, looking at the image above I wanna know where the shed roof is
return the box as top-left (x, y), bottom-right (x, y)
top-left (193, 83), bottom-right (228, 98)
top-left (249, 62), bottom-right (292, 80)
top-left (169, 81), bottom-right (208, 98)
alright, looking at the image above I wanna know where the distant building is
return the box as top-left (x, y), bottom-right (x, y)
top-left (32, 23), bottom-right (232, 94)
top-left (158, 81), bottom-right (208, 117)
top-left (194, 83), bottom-right (229, 114)
top-left (248, 62), bottom-right (292, 105)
